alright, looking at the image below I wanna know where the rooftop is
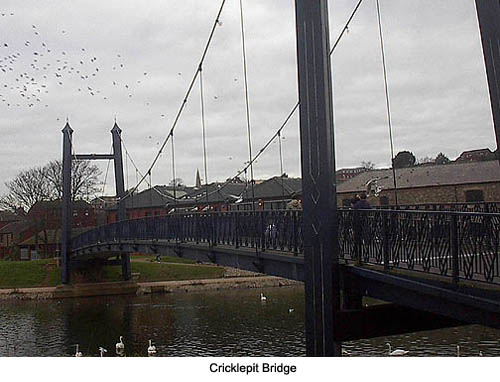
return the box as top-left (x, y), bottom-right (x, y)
top-left (337, 160), bottom-right (500, 193)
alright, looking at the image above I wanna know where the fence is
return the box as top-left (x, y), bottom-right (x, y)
top-left (72, 208), bottom-right (500, 285)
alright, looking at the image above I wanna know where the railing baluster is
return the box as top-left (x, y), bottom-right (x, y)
top-left (450, 214), bottom-right (459, 284)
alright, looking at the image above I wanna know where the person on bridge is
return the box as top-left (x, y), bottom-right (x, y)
top-left (353, 193), bottom-right (371, 266)
top-left (353, 193), bottom-right (371, 210)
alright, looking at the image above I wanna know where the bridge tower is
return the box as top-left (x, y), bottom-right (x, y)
top-left (475, 0), bottom-right (500, 162)
top-left (295, 0), bottom-right (340, 356)
top-left (293, 0), bottom-right (500, 357)
top-left (61, 122), bottom-right (131, 284)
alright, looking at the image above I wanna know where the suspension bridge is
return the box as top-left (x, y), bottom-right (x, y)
top-left (58, 0), bottom-right (500, 356)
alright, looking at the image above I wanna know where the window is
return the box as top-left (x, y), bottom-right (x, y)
top-left (465, 189), bottom-right (484, 203)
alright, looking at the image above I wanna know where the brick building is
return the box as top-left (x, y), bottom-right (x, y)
top-left (0, 200), bottom-right (97, 260)
top-left (336, 167), bottom-right (368, 183)
top-left (337, 160), bottom-right (500, 207)
top-left (455, 148), bottom-right (496, 162)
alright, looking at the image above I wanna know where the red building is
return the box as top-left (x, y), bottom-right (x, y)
top-left (336, 167), bottom-right (368, 183)
top-left (455, 148), bottom-right (496, 162)
top-left (0, 200), bottom-right (97, 260)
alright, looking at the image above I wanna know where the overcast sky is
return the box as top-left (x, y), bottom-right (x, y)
top-left (0, 0), bottom-right (495, 196)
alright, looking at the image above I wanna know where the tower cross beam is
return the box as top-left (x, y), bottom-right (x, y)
top-left (74, 154), bottom-right (115, 160)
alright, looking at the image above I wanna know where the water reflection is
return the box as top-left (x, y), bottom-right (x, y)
top-left (0, 286), bottom-right (498, 357)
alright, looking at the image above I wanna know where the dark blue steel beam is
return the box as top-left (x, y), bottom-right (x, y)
top-left (475, 1), bottom-right (500, 161)
top-left (61, 123), bottom-right (73, 284)
top-left (73, 240), bottom-right (306, 281)
top-left (344, 266), bottom-right (500, 330)
top-left (111, 123), bottom-right (131, 281)
top-left (74, 154), bottom-right (115, 160)
top-left (334, 304), bottom-right (464, 342)
top-left (295, 0), bottom-right (340, 356)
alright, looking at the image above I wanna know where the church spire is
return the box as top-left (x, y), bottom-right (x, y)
top-left (195, 168), bottom-right (202, 189)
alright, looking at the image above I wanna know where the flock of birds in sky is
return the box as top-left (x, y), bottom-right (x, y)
top-left (0, 11), bottom-right (170, 120)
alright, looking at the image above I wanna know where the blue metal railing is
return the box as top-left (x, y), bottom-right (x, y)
top-left (72, 208), bottom-right (500, 285)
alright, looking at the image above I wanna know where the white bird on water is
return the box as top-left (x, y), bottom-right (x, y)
top-left (74, 344), bottom-right (82, 357)
top-left (260, 293), bottom-right (267, 302)
top-left (99, 347), bottom-right (107, 357)
top-left (116, 336), bottom-right (125, 353)
top-left (457, 345), bottom-right (461, 357)
top-left (386, 342), bottom-right (409, 356)
top-left (148, 340), bottom-right (157, 356)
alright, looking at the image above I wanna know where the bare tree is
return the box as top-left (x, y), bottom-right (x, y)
top-left (361, 161), bottom-right (375, 170)
top-left (1, 160), bottom-right (102, 211)
top-left (418, 156), bottom-right (434, 165)
top-left (435, 152), bottom-right (451, 165)
top-left (44, 160), bottom-right (101, 201)
top-left (0, 166), bottom-right (52, 211)
top-left (169, 178), bottom-right (184, 187)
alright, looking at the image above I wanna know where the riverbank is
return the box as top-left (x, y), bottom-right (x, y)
top-left (0, 256), bottom-right (225, 288)
top-left (0, 274), bottom-right (301, 300)
top-left (0, 255), bottom-right (301, 299)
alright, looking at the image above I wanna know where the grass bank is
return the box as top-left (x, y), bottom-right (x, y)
top-left (130, 254), bottom-right (196, 264)
top-left (0, 258), bottom-right (224, 289)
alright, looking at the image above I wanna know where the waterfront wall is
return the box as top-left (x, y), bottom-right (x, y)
top-left (0, 276), bottom-right (301, 300)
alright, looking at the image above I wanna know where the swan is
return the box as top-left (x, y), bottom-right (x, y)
top-left (116, 336), bottom-right (125, 353)
top-left (74, 344), bottom-right (83, 357)
top-left (288, 308), bottom-right (294, 313)
top-left (342, 349), bottom-right (350, 356)
top-left (148, 340), bottom-right (157, 356)
top-left (99, 347), bottom-right (107, 357)
top-left (387, 342), bottom-right (408, 356)
top-left (260, 293), bottom-right (267, 302)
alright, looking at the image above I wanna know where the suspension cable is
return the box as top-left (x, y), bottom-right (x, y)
top-left (199, 66), bottom-right (210, 206)
top-left (194, 102), bottom-right (299, 202)
top-left (376, 0), bottom-right (398, 206)
top-left (125, 145), bottom-right (129, 192)
top-left (101, 144), bottom-right (113, 198)
top-left (193, 0), bottom-right (365, 203)
top-left (122, 0), bottom-right (363, 206)
top-left (239, 0), bottom-right (256, 211)
top-left (171, 133), bottom-right (177, 207)
top-left (278, 131), bottom-right (285, 202)
top-left (122, 0), bottom-right (227, 200)
top-left (149, 171), bottom-right (153, 207)
top-left (330, 0), bottom-right (364, 55)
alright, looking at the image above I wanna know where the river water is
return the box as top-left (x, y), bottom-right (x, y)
top-left (0, 285), bottom-right (499, 357)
